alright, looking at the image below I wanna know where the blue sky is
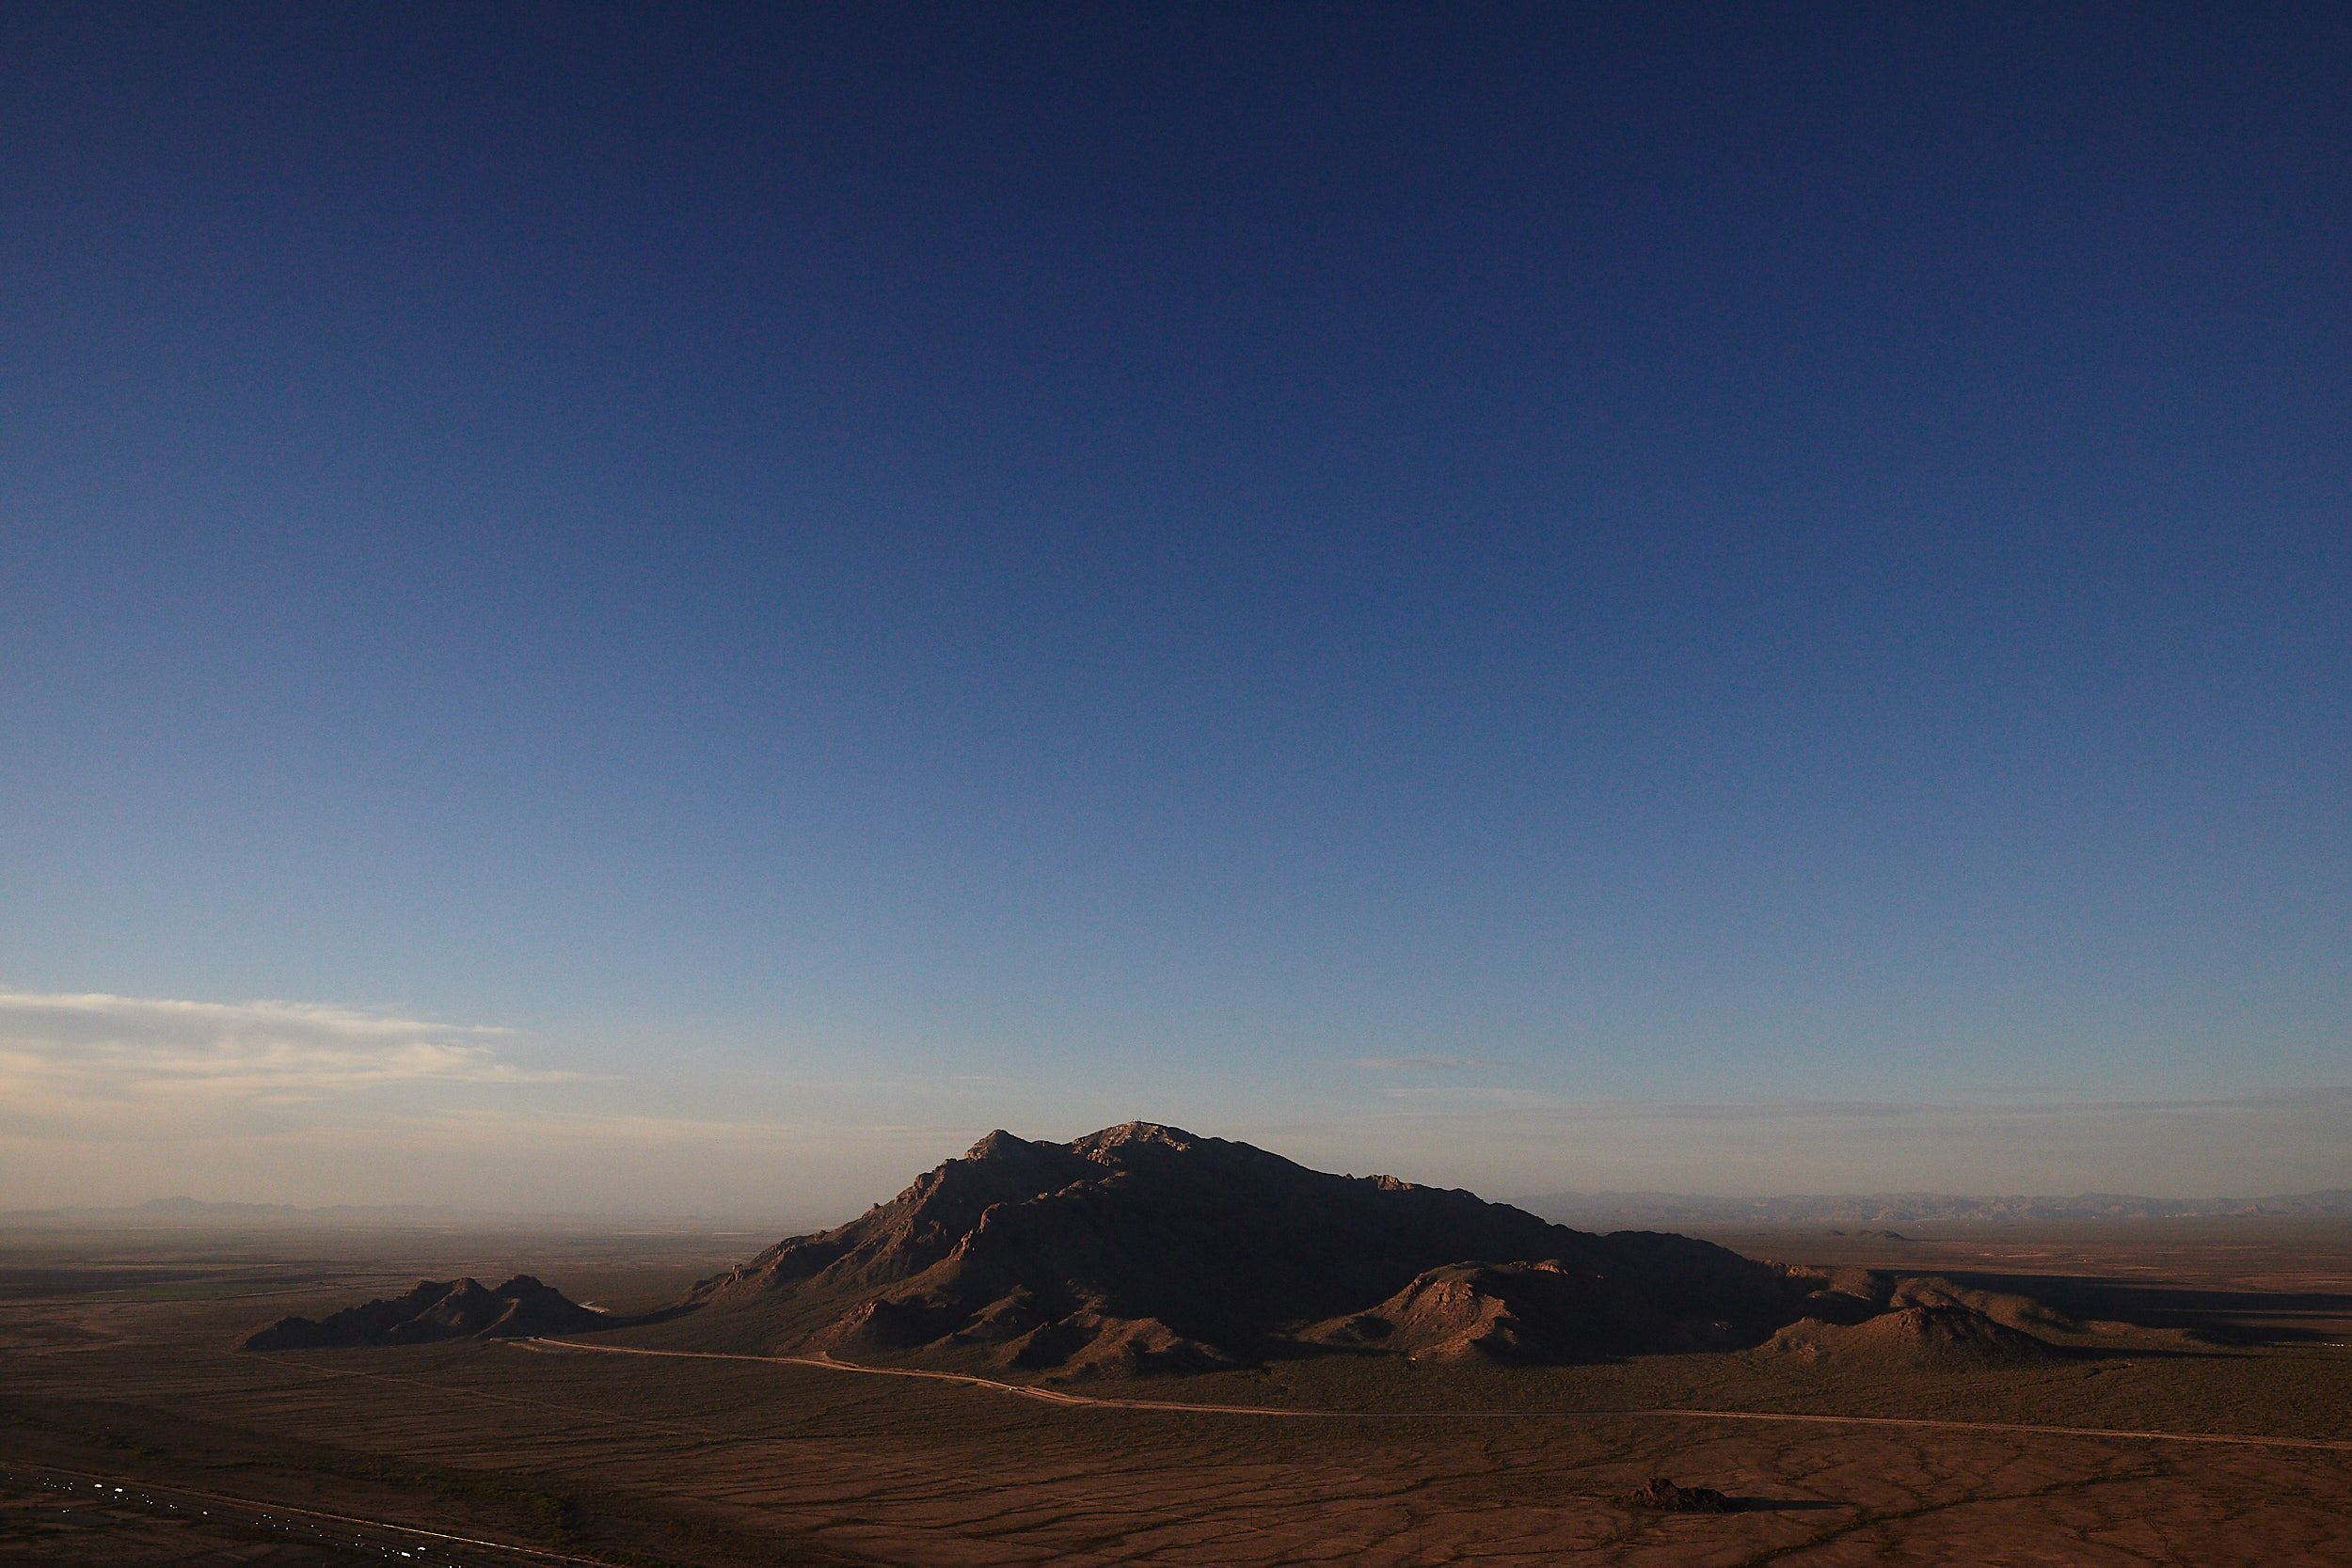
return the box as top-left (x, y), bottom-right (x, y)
top-left (3, 4), bottom-right (2345, 1215)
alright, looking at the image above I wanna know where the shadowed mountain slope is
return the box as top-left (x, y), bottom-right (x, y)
top-left (237, 1124), bottom-right (2078, 1378)
top-left (652, 1122), bottom-right (1817, 1374)
top-left (244, 1275), bottom-right (604, 1350)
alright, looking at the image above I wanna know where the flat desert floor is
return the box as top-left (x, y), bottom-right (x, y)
top-left (4, 1220), bottom-right (2349, 1565)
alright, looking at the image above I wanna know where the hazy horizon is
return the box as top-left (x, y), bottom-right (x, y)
top-left (11, 1102), bottom-right (2352, 1234)
top-left (5, 8), bottom-right (2345, 1215)
top-left (3, 989), bottom-right (2344, 1218)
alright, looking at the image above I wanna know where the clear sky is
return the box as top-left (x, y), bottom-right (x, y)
top-left (4, 3), bottom-right (2345, 1220)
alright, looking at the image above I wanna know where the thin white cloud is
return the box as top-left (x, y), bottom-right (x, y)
top-left (0, 989), bottom-right (569, 1127)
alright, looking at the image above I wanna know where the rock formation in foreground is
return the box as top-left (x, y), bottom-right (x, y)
top-left (244, 1275), bottom-right (604, 1350)
top-left (1758, 1267), bottom-right (2074, 1368)
top-left (1617, 1477), bottom-right (1738, 1513)
top-left (655, 1121), bottom-right (1836, 1375)
top-left (1758, 1302), bottom-right (2060, 1368)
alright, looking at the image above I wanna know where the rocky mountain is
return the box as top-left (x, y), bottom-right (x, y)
top-left (244, 1275), bottom-right (605, 1350)
top-left (1761, 1303), bottom-right (2061, 1368)
top-left (656, 1122), bottom-right (1820, 1374)
top-left (241, 1124), bottom-right (2087, 1378)
top-left (1759, 1265), bottom-right (2078, 1368)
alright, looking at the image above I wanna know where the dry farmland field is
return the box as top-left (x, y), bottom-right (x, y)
top-left (4, 1219), bottom-right (2350, 1565)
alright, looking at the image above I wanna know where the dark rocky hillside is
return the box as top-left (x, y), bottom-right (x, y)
top-left (661, 1122), bottom-right (1823, 1374)
top-left (245, 1124), bottom-right (2075, 1379)
top-left (244, 1274), bottom-right (604, 1350)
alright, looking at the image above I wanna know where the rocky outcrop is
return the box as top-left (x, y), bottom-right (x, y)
top-left (1617, 1478), bottom-right (1736, 1513)
top-left (1760, 1300), bottom-right (2060, 1369)
top-left (243, 1275), bottom-right (603, 1350)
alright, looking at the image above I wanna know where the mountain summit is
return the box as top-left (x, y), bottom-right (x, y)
top-left (661, 1122), bottom-right (1799, 1375)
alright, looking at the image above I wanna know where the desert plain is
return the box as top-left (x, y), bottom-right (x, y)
top-left (5, 1209), bottom-right (2350, 1566)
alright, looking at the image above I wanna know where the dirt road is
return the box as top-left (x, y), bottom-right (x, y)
top-left (519, 1335), bottom-right (2352, 1453)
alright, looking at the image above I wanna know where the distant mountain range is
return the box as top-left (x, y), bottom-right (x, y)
top-left (14, 1182), bottom-right (2351, 1233)
top-left (0, 1196), bottom-right (783, 1229)
top-left (1519, 1188), bottom-right (2352, 1227)
top-left (0, 1196), bottom-right (473, 1227)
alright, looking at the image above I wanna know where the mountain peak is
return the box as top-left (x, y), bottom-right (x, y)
top-left (964, 1129), bottom-right (1034, 1160)
top-left (1069, 1120), bottom-right (1199, 1157)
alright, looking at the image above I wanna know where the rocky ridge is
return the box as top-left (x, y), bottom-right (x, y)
top-left (242, 1124), bottom-right (2084, 1378)
top-left (244, 1275), bottom-right (605, 1350)
top-left (660, 1121), bottom-right (1954, 1376)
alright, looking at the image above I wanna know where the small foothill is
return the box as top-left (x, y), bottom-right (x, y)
top-left (1617, 1477), bottom-right (1736, 1513)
